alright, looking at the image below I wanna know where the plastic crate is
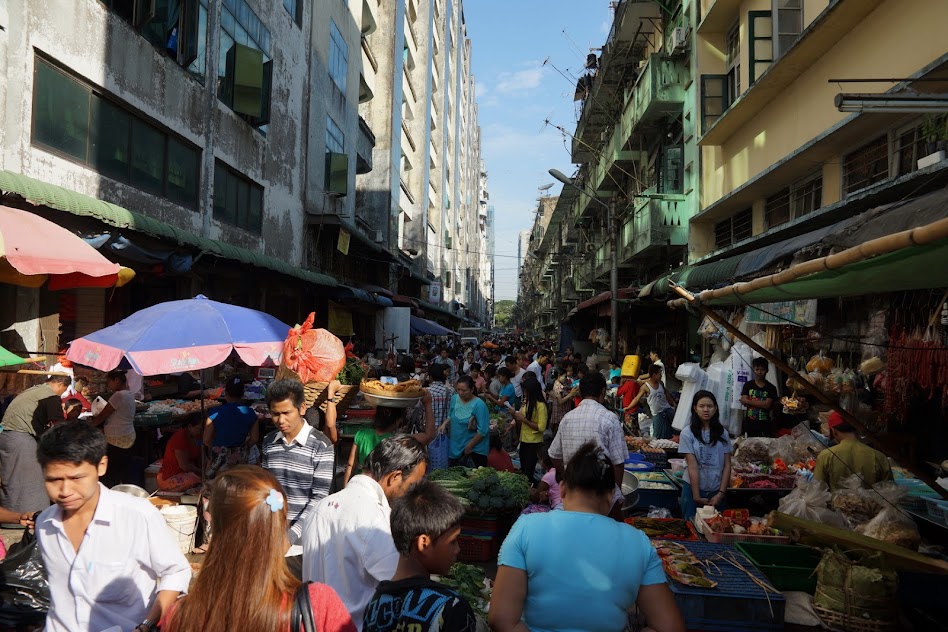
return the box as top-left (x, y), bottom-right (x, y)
top-left (457, 534), bottom-right (496, 563)
top-left (735, 543), bottom-right (822, 594)
top-left (461, 514), bottom-right (499, 534)
top-left (667, 541), bottom-right (785, 632)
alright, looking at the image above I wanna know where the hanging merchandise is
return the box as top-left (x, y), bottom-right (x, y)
top-left (729, 342), bottom-right (753, 410)
top-left (671, 363), bottom-right (710, 432)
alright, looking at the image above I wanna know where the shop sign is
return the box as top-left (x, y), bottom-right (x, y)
top-left (429, 281), bottom-right (442, 303)
top-left (337, 229), bottom-right (351, 255)
top-left (327, 301), bottom-right (354, 336)
top-left (745, 300), bottom-right (817, 327)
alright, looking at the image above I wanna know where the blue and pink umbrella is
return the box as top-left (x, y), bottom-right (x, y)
top-left (67, 295), bottom-right (290, 376)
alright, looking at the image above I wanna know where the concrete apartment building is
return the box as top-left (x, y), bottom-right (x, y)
top-left (0, 0), bottom-right (490, 353)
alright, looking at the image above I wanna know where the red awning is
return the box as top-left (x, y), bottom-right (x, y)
top-left (0, 205), bottom-right (127, 289)
top-left (391, 294), bottom-right (419, 308)
top-left (574, 288), bottom-right (636, 312)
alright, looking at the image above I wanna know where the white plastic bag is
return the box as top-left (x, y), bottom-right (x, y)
top-left (672, 363), bottom-right (709, 431)
top-left (858, 482), bottom-right (921, 550)
top-left (778, 478), bottom-right (847, 527)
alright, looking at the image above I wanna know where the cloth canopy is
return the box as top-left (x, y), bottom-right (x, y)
top-left (0, 205), bottom-right (132, 289)
top-left (410, 316), bottom-right (458, 337)
top-left (0, 345), bottom-right (28, 368)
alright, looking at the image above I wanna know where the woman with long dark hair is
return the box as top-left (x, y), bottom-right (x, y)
top-left (679, 390), bottom-right (732, 520)
top-left (510, 377), bottom-right (547, 483)
top-left (490, 442), bottom-right (685, 632)
top-left (162, 466), bottom-right (356, 631)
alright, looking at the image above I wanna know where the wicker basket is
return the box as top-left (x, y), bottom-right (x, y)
top-left (274, 364), bottom-right (358, 414)
top-left (813, 605), bottom-right (897, 632)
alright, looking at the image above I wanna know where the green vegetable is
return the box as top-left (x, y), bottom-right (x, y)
top-left (441, 563), bottom-right (489, 619)
top-left (336, 357), bottom-right (366, 386)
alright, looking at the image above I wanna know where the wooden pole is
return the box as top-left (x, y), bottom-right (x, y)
top-left (669, 282), bottom-right (948, 500)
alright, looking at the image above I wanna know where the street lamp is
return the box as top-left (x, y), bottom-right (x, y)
top-left (550, 168), bottom-right (619, 363)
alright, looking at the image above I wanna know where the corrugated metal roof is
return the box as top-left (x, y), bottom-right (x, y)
top-left (0, 170), bottom-right (336, 287)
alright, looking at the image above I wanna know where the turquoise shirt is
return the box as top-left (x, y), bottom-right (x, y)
top-left (498, 511), bottom-right (666, 632)
top-left (447, 394), bottom-right (490, 458)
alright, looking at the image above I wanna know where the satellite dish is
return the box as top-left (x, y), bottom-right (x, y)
top-left (538, 183), bottom-right (555, 191)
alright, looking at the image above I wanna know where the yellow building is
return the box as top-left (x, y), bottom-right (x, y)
top-left (690, 0), bottom-right (948, 260)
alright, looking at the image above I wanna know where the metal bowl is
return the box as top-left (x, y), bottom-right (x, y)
top-left (112, 484), bottom-right (149, 498)
top-left (361, 392), bottom-right (423, 409)
top-left (621, 470), bottom-right (640, 496)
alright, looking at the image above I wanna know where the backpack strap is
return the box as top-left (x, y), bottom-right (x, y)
top-left (293, 581), bottom-right (318, 632)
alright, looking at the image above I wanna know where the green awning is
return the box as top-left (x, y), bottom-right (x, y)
top-left (704, 239), bottom-right (948, 305)
top-left (0, 345), bottom-right (29, 368)
top-left (418, 299), bottom-right (461, 320)
top-left (0, 170), bottom-right (337, 287)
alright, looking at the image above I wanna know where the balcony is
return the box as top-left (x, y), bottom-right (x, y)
top-left (359, 38), bottom-right (376, 104)
top-left (617, 195), bottom-right (688, 264)
top-left (362, 0), bottom-right (378, 35)
top-left (356, 116), bottom-right (375, 175)
top-left (587, 53), bottom-right (686, 195)
top-left (573, 0), bottom-right (663, 160)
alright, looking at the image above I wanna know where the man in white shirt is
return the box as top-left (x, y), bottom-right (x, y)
top-left (526, 349), bottom-right (551, 391)
top-left (301, 435), bottom-right (427, 631)
top-left (504, 356), bottom-right (527, 400)
top-left (35, 421), bottom-right (190, 632)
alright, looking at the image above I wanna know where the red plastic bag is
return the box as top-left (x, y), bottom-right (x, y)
top-left (282, 313), bottom-right (346, 383)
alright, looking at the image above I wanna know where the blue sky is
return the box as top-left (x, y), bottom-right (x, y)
top-left (465, 1), bottom-right (613, 300)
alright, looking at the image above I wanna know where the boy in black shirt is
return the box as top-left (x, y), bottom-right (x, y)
top-left (363, 481), bottom-right (477, 632)
top-left (740, 357), bottom-right (778, 437)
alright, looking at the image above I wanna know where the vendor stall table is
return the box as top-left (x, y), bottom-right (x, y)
top-left (663, 469), bottom-right (795, 515)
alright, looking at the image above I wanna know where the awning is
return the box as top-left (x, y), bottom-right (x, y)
top-left (410, 315), bottom-right (459, 336)
top-left (0, 205), bottom-right (131, 290)
top-left (670, 214), bottom-right (948, 307)
top-left (360, 284), bottom-right (394, 298)
top-left (573, 288), bottom-right (637, 312)
top-left (329, 284), bottom-right (391, 307)
top-left (0, 170), bottom-right (337, 288)
top-left (391, 294), bottom-right (419, 308)
top-left (418, 299), bottom-right (462, 321)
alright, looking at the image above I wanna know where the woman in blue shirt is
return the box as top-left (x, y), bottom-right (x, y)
top-left (204, 377), bottom-right (259, 477)
top-left (490, 442), bottom-right (685, 632)
top-left (443, 376), bottom-right (490, 467)
top-left (678, 390), bottom-right (732, 520)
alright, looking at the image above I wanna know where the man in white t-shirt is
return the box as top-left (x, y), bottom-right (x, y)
top-left (301, 436), bottom-right (427, 631)
top-left (504, 356), bottom-right (527, 399)
top-left (526, 349), bottom-right (551, 391)
top-left (639, 349), bottom-right (667, 388)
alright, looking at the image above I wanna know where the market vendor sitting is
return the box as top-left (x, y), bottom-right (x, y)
top-left (814, 411), bottom-right (892, 492)
top-left (203, 376), bottom-right (259, 477)
top-left (176, 369), bottom-right (208, 399)
top-left (158, 416), bottom-right (203, 492)
top-left (679, 390), bottom-right (732, 521)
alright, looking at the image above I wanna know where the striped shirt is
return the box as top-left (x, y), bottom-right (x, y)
top-left (263, 422), bottom-right (335, 543)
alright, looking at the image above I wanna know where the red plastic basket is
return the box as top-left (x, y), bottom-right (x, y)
top-left (461, 514), bottom-right (499, 534)
top-left (457, 534), bottom-right (497, 563)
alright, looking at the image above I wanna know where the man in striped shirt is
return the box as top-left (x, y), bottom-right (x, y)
top-left (262, 379), bottom-right (336, 572)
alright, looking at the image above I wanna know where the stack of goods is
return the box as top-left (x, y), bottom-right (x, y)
top-left (625, 436), bottom-right (651, 450)
top-left (813, 548), bottom-right (898, 631)
top-left (830, 474), bottom-right (882, 529)
top-left (429, 466), bottom-right (530, 512)
top-left (277, 312), bottom-right (348, 410)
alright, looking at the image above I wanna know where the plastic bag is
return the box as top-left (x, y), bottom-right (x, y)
top-left (647, 507), bottom-right (672, 519)
top-left (858, 482), bottom-right (921, 550)
top-left (830, 474), bottom-right (882, 529)
top-left (806, 351), bottom-right (834, 374)
top-left (733, 437), bottom-right (772, 464)
top-left (778, 478), bottom-right (847, 527)
top-left (0, 528), bottom-right (49, 627)
top-left (281, 312), bottom-right (346, 383)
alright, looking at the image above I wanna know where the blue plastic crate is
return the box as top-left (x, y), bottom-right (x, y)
top-left (666, 541), bottom-right (785, 631)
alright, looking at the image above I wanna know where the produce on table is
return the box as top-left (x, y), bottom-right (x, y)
top-left (429, 466), bottom-right (530, 511)
top-left (652, 540), bottom-right (717, 589)
top-left (282, 312), bottom-right (347, 383)
top-left (704, 513), bottom-right (782, 537)
top-left (626, 436), bottom-right (651, 449)
top-left (176, 399), bottom-right (221, 414)
top-left (439, 563), bottom-right (490, 619)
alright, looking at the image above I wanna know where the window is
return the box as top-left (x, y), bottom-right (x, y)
top-left (748, 11), bottom-right (773, 84)
top-left (700, 75), bottom-right (729, 134)
top-left (100, 0), bottom-right (207, 81)
top-left (659, 145), bottom-right (683, 194)
top-left (283, 0), bottom-right (302, 27)
top-left (792, 175), bottom-right (822, 218)
top-left (896, 119), bottom-right (941, 176)
top-left (32, 57), bottom-right (200, 208)
top-left (725, 21), bottom-right (741, 104)
top-left (213, 161), bottom-right (263, 233)
top-left (843, 136), bottom-right (889, 195)
top-left (774, 0), bottom-right (802, 56)
top-left (765, 188), bottom-right (791, 228)
top-left (219, 0), bottom-right (272, 128)
top-left (714, 208), bottom-right (753, 249)
top-left (325, 117), bottom-right (347, 195)
top-left (329, 21), bottom-right (348, 95)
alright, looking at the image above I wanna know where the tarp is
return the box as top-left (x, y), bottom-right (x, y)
top-left (410, 316), bottom-right (458, 337)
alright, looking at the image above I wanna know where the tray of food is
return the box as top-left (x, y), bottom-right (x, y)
top-left (360, 379), bottom-right (425, 397)
top-left (625, 518), bottom-right (699, 540)
top-left (697, 513), bottom-right (790, 544)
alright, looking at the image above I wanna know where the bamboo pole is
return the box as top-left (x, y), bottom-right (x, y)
top-left (669, 281), bottom-right (948, 500)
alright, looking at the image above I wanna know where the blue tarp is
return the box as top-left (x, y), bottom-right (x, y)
top-left (410, 316), bottom-right (458, 337)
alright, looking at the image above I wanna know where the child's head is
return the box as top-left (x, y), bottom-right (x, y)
top-left (374, 405), bottom-right (406, 432)
top-left (489, 430), bottom-right (503, 452)
top-left (63, 398), bottom-right (83, 420)
top-left (390, 480), bottom-right (465, 575)
top-left (37, 421), bottom-right (108, 513)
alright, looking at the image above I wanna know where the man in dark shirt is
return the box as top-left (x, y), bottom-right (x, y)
top-left (0, 375), bottom-right (70, 512)
top-left (740, 357), bottom-right (778, 437)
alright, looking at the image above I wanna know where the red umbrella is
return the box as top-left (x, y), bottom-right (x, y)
top-left (0, 205), bottom-right (132, 289)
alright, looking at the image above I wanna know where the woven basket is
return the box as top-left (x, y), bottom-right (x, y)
top-left (274, 364), bottom-right (358, 414)
top-left (813, 605), bottom-right (897, 632)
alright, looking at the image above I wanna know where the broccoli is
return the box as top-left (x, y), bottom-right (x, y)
top-left (477, 497), bottom-right (491, 510)
top-left (468, 490), bottom-right (481, 503)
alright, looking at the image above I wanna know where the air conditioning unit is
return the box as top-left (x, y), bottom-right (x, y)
top-left (372, 230), bottom-right (384, 243)
top-left (671, 27), bottom-right (689, 54)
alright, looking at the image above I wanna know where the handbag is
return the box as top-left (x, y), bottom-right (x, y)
top-left (290, 581), bottom-right (318, 632)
